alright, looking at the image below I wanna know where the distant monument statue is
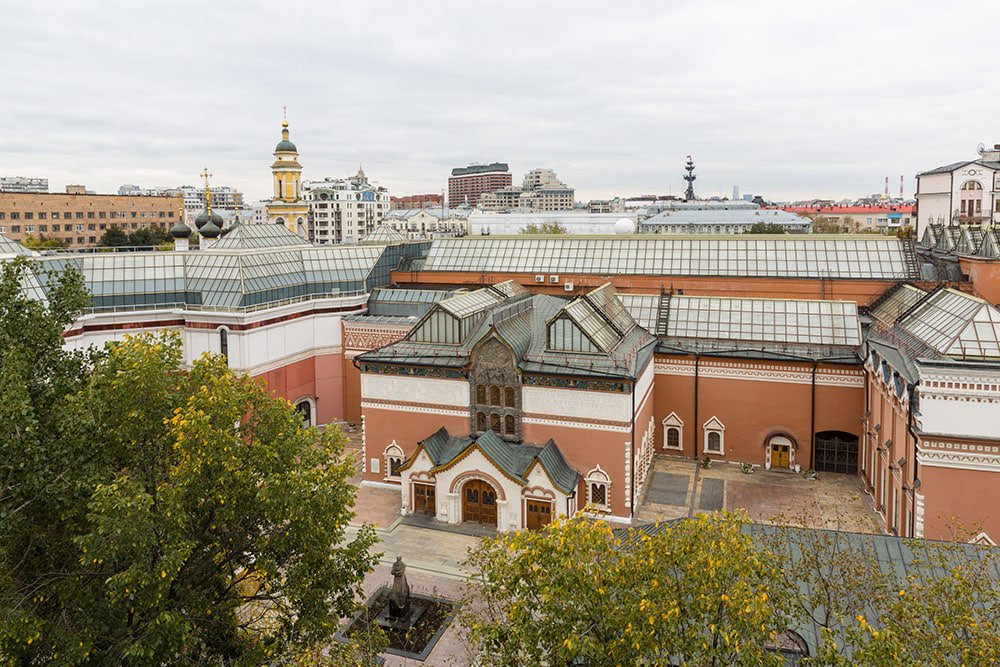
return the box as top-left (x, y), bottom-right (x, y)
top-left (683, 156), bottom-right (697, 201)
top-left (388, 556), bottom-right (411, 619)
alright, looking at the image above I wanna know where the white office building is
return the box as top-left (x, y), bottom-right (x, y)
top-left (302, 168), bottom-right (391, 244)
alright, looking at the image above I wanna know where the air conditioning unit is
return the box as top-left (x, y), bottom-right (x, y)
top-left (534, 275), bottom-right (545, 283)
top-left (564, 282), bottom-right (575, 292)
top-left (549, 275), bottom-right (560, 283)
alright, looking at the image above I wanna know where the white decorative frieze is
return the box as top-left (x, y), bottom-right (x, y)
top-left (361, 373), bottom-right (469, 407)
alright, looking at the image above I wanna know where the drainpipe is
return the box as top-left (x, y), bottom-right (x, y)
top-left (906, 381), bottom-right (920, 537)
top-left (809, 359), bottom-right (818, 469)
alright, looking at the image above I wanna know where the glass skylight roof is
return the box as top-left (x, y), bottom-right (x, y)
top-left (617, 294), bottom-right (660, 332)
top-left (209, 224), bottom-right (311, 250)
top-left (665, 296), bottom-right (862, 347)
top-left (422, 236), bottom-right (917, 279)
top-left (899, 289), bottom-right (1000, 358)
top-left (870, 284), bottom-right (927, 327)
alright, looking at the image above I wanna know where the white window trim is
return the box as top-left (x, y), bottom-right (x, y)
top-left (383, 441), bottom-right (404, 481)
top-left (293, 396), bottom-right (316, 426)
top-left (662, 412), bottom-right (684, 450)
top-left (703, 416), bottom-right (725, 455)
top-left (585, 465), bottom-right (611, 512)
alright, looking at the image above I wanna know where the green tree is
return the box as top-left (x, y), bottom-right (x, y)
top-left (127, 225), bottom-right (172, 247)
top-left (521, 221), bottom-right (568, 234)
top-left (0, 261), bottom-right (379, 663)
top-left (463, 512), bottom-right (791, 666)
top-left (98, 226), bottom-right (129, 247)
top-left (21, 234), bottom-right (66, 249)
top-left (744, 222), bottom-right (787, 234)
top-left (811, 545), bottom-right (999, 666)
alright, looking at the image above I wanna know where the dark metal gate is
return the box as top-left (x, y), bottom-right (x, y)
top-left (814, 431), bottom-right (859, 474)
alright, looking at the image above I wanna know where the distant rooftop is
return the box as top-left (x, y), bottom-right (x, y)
top-left (451, 163), bottom-right (510, 176)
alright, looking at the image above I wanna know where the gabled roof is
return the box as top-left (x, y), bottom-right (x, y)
top-left (978, 229), bottom-right (1000, 259)
top-left (917, 160), bottom-right (974, 175)
top-left (898, 288), bottom-right (1000, 358)
top-left (208, 223), bottom-right (311, 250)
top-left (868, 284), bottom-right (928, 328)
top-left (548, 283), bottom-right (637, 353)
top-left (360, 223), bottom-right (407, 245)
top-left (955, 227), bottom-right (984, 255)
top-left (400, 427), bottom-right (580, 494)
top-left (934, 225), bottom-right (960, 253)
top-left (0, 234), bottom-right (34, 257)
top-left (918, 224), bottom-right (940, 249)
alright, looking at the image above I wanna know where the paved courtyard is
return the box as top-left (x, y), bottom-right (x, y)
top-left (335, 438), bottom-right (883, 663)
top-left (636, 456), bottom-right (883, 533)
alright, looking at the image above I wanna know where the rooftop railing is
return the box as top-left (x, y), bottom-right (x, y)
top-left (84, 290), bottom-right (369, 315)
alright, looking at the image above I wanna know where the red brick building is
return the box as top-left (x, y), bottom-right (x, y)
top-left (391, 194), bottom-right (443, 210)
top-left (448, 163), bottom-right (511, 208)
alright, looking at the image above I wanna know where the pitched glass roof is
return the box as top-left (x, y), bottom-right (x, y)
top-left (552, 284), bottom-right (638, 353)
top-left (359, 223), bottom-right (407, 245)
top-left (422, 236), bottom-right (917, 279)
top-left (209, 224), bottom-right (311, 250)
top-left (0, 234), bottom-right (34, 257)
top-left (665, 295), bottom-right (862, 347)
top-left (899, 289), bottom-right (1000, 358)
top-left (617, 293), bottom-right (661, 332)
top-left (869, 284), bottom-right (928, 328)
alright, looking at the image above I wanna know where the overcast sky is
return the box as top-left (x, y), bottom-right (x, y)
top-left (3, 0), bottom-right (998, 203)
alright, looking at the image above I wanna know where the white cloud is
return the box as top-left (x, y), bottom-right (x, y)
top-left (2, 0), bottom-right (998, 202)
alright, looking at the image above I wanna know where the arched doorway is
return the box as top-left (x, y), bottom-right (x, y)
top-left (815, 431), bottom-right (859, 474)
top-left (462, 479), bottom-right (497, 526)
top-left (766, 435), bottom-right (794, 470)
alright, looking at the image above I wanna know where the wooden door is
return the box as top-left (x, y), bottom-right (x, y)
top-left (412, 483), bottom-right (435, 516)
top-left (462, 480), bottom-right (497, 526)
top-left (526, 500), bottom-right (552, 531)
top-left (772, 443), bottom-right (790, 468)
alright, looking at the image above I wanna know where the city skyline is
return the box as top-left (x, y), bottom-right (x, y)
top-left (4, 1), bottom-right (999, 202)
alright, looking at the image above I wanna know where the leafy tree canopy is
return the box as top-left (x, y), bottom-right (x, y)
top-left (0, 258), bottom-right (378, 664)
top-left (744, 222), bottom-right (788, 234)
top-left (98, 225), bottom-right (173, 248)
top-left (521, 221), bottom-right (568, 235)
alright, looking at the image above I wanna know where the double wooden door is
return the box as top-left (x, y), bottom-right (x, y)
top-left (412, 483), bottom-right (435, 516)
top-left (771, 442), bottom-right (790, 468)
top-left (462, 479), bottom-right (497, 526)
top-left (526, 500), bottom-right (552, 531)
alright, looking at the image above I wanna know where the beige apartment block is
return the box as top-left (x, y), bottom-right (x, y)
top-left (0, 192), bottom-right (179, 247)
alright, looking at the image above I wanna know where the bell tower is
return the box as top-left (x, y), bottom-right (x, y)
top-left (266, 108), bottom-right (309, 237)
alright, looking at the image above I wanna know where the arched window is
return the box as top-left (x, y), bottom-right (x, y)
top-left (490, 386), bottom-right (501, 406)
top-left (663, 412), bottom-right (684, 450)
top-left (585, 466), bottom-right (611, 511)
top-left (383, 442), bottom-right (404, 480)
top-left (504, 414), bottom-right (515, 434)
top-left (476, 385), bottom-right (486, 404)
top-left (490, 413), bottom-right (501, 432)
top-left (704, 417), bottom-right (725, 455)
top-left (476, 412), bottom-right (486, 432)
top-left (218, 327), bottom-right (229, 363)
top-left (667, 428), bottom-right (680, 449)
top-left (960, 180), bottom-right (984, 217)
top-left (294, 399), bottom-right (313, 427)
top-left (504, 386), bottom-right (516, 407)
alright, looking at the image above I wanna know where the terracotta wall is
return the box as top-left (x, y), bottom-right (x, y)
top-left (391, 271), bottom-right (895, 306)
top-left (522, 420), bottom-right (630, 517)
top-left (253, 352), bottom-right (345, 425)
top-left (959, 256), bottom-right (1000, 305)
top-left (342, 356), bottom-right (362, 424)
top-left (920, 464), bottom-right (999, 542)
top-left (653, 355), bottom-right (864, 469)
top-left (361, 405), bottom-right (469, 484)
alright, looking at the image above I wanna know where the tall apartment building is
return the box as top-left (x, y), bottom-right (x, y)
top-left (448, 163), bottom-right (511, 207)
top-left (0, 190), bottom-right (178, 247)
top-left (0, 176), bottom-right (48, 193)
top-left (302, 168), bottom-right (391, 244)
top-left (479, 167), bottom-right (575, 212)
